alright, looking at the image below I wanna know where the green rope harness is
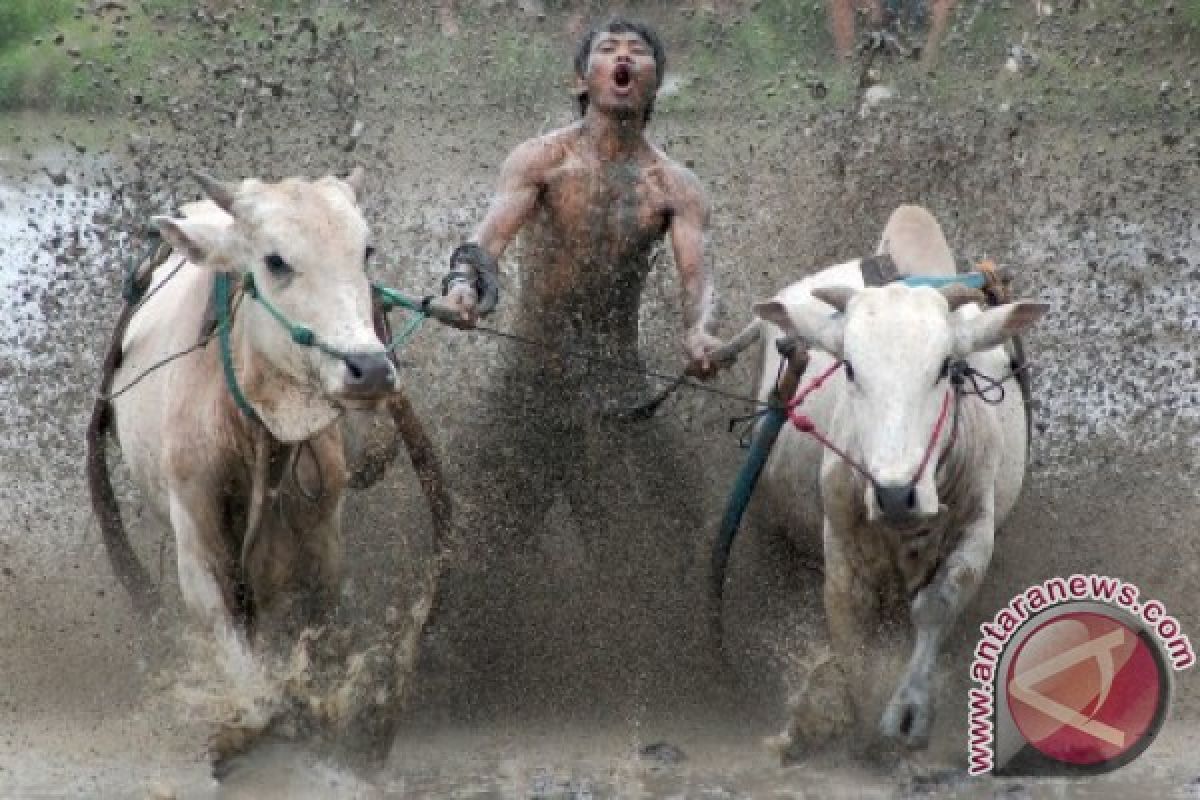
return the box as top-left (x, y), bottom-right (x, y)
top-left (369, 282), bottom-right (428, 348)
top-left (241, 273), bottom-right (428, 358)
top-left (214, 272), bottom-right (262, 423)
top-left (213, 273), bottom-right (428, 422)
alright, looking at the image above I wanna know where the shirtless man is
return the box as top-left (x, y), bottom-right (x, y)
top-left (426, 18), bottom-right (727, 713)
top-left (443, 19), bottom-right (723, 379)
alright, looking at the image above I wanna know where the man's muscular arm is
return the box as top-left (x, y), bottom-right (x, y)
top-left (473, 138), bottom-right (548, 258)
top-left (443, 136), bottom-right (552, 325)
top-left (668, 166), bottom-right (724, 379)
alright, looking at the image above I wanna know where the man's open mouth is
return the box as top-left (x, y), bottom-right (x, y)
top-left (613, 64), bottom-right (632, 89)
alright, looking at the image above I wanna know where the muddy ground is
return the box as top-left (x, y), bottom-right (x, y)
top-left (0, 1), bottom-right (1198, 797)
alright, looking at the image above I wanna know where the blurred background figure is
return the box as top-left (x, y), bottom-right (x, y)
top-left (828, 0), bottom-right (884, 57)
top-left (827, 0), bottom-right (962, 61)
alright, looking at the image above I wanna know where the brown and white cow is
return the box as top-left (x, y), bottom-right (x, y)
top-left (752, 206), bottom-right (1047, 758)
top-left (111, 170), bottom-right (395, 679)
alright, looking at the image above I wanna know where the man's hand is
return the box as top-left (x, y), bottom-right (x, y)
top-left (683, 328), bottom-right (727, 380)
top-left (442, 281), bottom-right (479, 329)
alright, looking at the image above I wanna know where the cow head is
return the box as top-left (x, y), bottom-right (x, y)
top-left (153, 169), bottom-right (395, 420)
top-left (755, 284), bottom-right (1047, 527)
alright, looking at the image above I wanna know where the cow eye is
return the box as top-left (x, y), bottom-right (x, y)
top-left (264, 253), bottom-right (292, 277)
top-left (843, 361), bottom-right (855, 382)
top-left (938, 358), bottom-right (953, 383)
top-left (364, 245), bottom-right (376, 264)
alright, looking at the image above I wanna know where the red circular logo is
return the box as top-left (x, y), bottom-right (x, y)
top-left (1005, 611), bottom-right (1164, 766)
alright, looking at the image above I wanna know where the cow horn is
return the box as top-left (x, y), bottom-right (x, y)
top-left (344, 165), bottom-right (367, 197)
top-left (940, 283), bottom-right (986, 311)
top-left (192, 171), bottom-right (237, 213)
top-left (811, 286), bottom-right (856, 313)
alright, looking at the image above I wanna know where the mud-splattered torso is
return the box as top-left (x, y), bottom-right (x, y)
top-left (506, 131), bottom-right (678, 411)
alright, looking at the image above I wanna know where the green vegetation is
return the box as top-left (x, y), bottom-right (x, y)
top-left (0, 0), bottom-right (74, 52)
top-left (0, 0), bottom-right (404, 111)
top-left (0, 0), bottom-right (74, 108)
top-left (1181, 0), bottom-right (1200, 32)
top-left (0, 0), bottom-right (160, 111)
top-left (0, 0), bottom-right (1194, 120)
top-left (658, 0), bottom-right (858, 114)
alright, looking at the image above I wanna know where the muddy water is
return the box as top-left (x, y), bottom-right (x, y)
top-left (3, 4), bottom-right (1200, 798)
top-left (3, 108), bottom-right (1198, 799)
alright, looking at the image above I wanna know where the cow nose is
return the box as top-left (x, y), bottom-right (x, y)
top-left (342, 352), bottom-right (395, 394)
top-left (875, 483), bottom-right (917, 521)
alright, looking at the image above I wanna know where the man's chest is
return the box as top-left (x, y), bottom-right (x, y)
top-left (541, 161), bottom-right (672, 244)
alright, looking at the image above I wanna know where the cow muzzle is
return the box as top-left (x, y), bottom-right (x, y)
top-left (866, 480), bottom-right (941, 527)
top-left (339, 351), bottom-right (396, 399)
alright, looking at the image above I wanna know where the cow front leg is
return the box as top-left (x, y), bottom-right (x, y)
top-left (248, 503), bottom-right (344, 653)
top-left (881, 515), bottom-right (995, 749)
top-left (169, 487), bottom-right (254, 676)
top-left (774, 522), bottom-right (874, 764)
top-left (294, 507), bottom-right (344, 627)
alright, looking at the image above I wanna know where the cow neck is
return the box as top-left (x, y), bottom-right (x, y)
top-left (215, 272), bottom-right (341, 444)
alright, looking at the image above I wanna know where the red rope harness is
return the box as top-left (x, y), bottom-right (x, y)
top-left (786, 359), bottom-right (845, 410)
top-left (910, 389), bottom-right (953, 484)
top-left (785, 360), bottom-right (877, 485)
top-left (784, 360), bottom-right (955, 490)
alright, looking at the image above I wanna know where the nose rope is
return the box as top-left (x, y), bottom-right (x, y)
top-left (909, 389), bottom-right (954, 485)
top-left (780, 359), bottom-right (880, 488)
top-left (215, 273), bottom-right (416, 425)
top-left (787, 408), bottom-right (879, 488)
top-left (244, 272), bottom-right (425, 358)
top-left (780, 361), bottom-right (958, 494)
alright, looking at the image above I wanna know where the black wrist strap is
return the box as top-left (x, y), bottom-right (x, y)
top-left (445, 242), bottom-right (500, 314)
top-left (441, 270), bottom-right (473, 296)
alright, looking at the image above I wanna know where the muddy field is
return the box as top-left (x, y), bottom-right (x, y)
top-left (1, 1), bottom-right (1198, 798)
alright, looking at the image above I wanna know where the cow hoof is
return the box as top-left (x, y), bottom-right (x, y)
top-left (763, 729), bottom-right (807, 767)
top-left (880, 688), bottom-right (933, 750)
top-left (210, 724), bottom-right (264, 779)
top-left (209, 712), bottom-right (295, 780)
top-left (791, 656), bottom-right (856, 734)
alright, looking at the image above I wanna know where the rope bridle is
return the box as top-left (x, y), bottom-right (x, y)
top-left (211, 272), bottom-right (430, 526)
top-left (770, 355), bottom-right (1013, 495)
top-left (212, 271), bottom-right (428, 424)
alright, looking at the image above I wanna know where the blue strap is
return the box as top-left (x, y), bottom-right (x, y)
top-left (900, 272), bottom-right (987, 290)
top-left (711, 405), bottom-right (789, 605)
top-left (214, 273), bottom-right (261, 424)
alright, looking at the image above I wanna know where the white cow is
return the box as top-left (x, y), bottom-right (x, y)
top-left (751, 205), bottom-right (1047, 758)
top-left (110, 170), bottom-right (395, 678)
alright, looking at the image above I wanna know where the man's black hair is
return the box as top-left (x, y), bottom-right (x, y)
top-left (573, 17), bottom-right (666, 122)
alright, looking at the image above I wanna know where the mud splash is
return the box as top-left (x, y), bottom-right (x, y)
top-left (0, 1), bottom-right (1197, 797)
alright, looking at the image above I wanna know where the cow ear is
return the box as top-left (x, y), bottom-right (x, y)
top-left (954, 301), bottom-right (1048, 355)
top-left (753, 298), bottom-right (846, 358)
top-left (152, 216), bottom-right (238, 272)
